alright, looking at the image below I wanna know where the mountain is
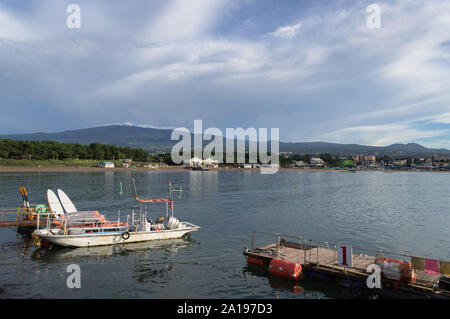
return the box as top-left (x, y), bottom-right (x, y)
top-left (279, 141), bottom-right (449, 156)
top-left (0, 125), bottom-right (174, 152)
top-left (1, 125), bottom-right (449, 156)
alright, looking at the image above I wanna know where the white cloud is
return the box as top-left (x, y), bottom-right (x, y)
top-left (0, 7), bottom-right (43, 41)
top-left (430, 112), bottom-right (450, 124)
top-left (321, 123), bottom-right (449, 146)
top-left (2, 1), bottom-right (450, 147)
top-left (142, 0), bottom-right (226, 43)
top-left (102, 122), bottom-right (175, 130)
top-left (266, 23), bottom-right (301, 39)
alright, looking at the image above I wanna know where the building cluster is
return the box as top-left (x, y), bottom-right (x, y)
top-left (291, 154), bottom-right (450, 170)
top-left (293, 157), bottom-right (325, 168)
top-left (183, 157), bottom-right (219, 168)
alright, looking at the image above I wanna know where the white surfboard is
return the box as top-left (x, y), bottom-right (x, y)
top-left (47, 189), bottom-right (65, 217)
top-left (57, 189), bottom-right (78, 214)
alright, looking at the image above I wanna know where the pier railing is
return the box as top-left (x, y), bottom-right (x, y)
top-left (0, 207), bottom-right (39, 223)
top-left (0, 206), bottom-right (57, 228)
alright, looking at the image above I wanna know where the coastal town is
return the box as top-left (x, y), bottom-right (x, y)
top-left (281, 154), bottom-right (450, 171)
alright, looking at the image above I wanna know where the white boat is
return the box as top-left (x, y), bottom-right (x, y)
top-left (33, 182), bottom-right (200, 248)
top-left (34, 220), bottom-right (199, 247)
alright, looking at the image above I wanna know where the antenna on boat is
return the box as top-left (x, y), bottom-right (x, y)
top-left (168, 181), bottom-right (182, 201)
top-left (132, 178), bottom-right (139, 200)
top-left (167, 181), bottom-right (183, 217)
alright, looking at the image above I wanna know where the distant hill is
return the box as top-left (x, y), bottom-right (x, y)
top-left (0, 125), bottom-right (174, 152)
top-left (279, 141), bottom-right (449, 156)
top-left (1, 125), bottom-right (449, 157)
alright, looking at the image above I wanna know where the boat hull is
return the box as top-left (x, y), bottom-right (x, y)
top-left (35, 227), bottom-right (199, 248)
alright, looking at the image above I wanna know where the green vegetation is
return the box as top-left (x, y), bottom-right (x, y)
top-left (0, 159), bottom-right (163, 168)
top-left (0, 139), bottom-right (179, 166)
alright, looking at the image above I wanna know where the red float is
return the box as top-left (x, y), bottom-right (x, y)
top-left (269, 258), bottom-right (302, 280)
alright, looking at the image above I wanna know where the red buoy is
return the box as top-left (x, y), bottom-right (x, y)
top-left (269, 258), bottom-right (302, 280)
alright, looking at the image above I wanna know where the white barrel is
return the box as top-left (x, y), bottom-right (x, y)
top-left (164, 216), bottom-right (180, 229)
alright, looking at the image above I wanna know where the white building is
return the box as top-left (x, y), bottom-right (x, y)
top-left (310, 157), bottom-right (325, 167)
top-left (294, 160), bottom-right (307, 167)
top-left (185, 157), bottom-right (218, 168)
top-left (98, 162), bottom-right (115, 168)
top-left (203, 158), bottom-right (219, 168)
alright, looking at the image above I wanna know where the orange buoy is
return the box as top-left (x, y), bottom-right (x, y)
top-left (269, 258), bottom-right (302, 280)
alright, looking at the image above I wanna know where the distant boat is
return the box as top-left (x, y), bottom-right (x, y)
top-left (190, 166), bottom-right (209, 171)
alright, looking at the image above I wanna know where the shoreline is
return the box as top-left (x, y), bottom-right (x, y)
top-left (0, 166), bottom-right (445, 173)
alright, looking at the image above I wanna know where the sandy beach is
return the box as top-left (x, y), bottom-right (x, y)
top-left (0, 166), bottom-right (443, 173)
top-left (0, 166), bottom-right (344, 173)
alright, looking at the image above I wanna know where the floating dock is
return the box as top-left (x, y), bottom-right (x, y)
top-left (0, 219), bottom-right (49, 228)
top-left (243, 232), bottom-right (450, 299)
top-left (0, 207), bottom-right (50, 230)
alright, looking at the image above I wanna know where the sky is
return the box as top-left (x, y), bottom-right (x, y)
top-left (1, 0), bottom-right (450, 148)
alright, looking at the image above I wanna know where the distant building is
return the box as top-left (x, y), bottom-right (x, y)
top-left (393, 159), bottom-right (407, 167)
top-left (310, 157), bottom-right (325, 167)
top-left (185, 157), bottom-right (218, 168)
top-left (203, 158), bottom-right (219, 168)
top-left (353, 155), bottom-right (376, 167)
top-left (294, 160), bottom-right (307, 167)
top-left (98, 162), bottom-right (115, 168)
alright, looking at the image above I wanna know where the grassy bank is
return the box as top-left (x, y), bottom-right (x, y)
top-left (0, 159), bottom-right (158, 168)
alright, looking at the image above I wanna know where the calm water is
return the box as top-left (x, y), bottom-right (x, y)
top-left (0, 170), bottom-right (449, 299)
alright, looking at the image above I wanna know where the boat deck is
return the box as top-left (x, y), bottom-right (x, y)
top-left (244, 241), bottom-right (449, 298)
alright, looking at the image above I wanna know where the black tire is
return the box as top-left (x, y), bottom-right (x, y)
top-left (122, 231), bottom-right (130, 240)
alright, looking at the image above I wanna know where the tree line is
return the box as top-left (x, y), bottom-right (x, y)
top-left (0, 139), bottom-right (154, 162)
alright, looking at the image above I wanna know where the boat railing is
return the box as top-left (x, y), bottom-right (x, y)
top-left (179, 221), bottom-right (200, 229)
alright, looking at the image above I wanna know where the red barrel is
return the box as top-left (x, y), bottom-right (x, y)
top-left (269, 258), bottom-right (302, 280)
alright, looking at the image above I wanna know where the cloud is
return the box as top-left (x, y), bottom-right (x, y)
top-left (266, 23), bottom-right (301, 39)
top-left (430, 112), bottom-right (450, 124)
top-left (321, 123), bottom-right (449, 146)
top-left (102, 122), bottom-right (175, 130)
top-left (1, 0), bottom-right (450, 148)
top-left (0, 5), bottom-right (43, 41)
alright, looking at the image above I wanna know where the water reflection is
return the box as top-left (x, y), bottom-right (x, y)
top-left (31, 236), bottom-right (199, 264)
top-left (189, 170), bottom-right (218, 197)
top-left (104, 171), bottom-right (115, 200)
top-left (243, 263), bottom-right (366, 299)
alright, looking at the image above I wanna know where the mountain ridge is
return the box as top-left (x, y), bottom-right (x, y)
top-left (1, 125), bottom-right (449, 156)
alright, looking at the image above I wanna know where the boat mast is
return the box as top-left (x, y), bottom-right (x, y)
top-left (168, 181), bottom-right (182, 217)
